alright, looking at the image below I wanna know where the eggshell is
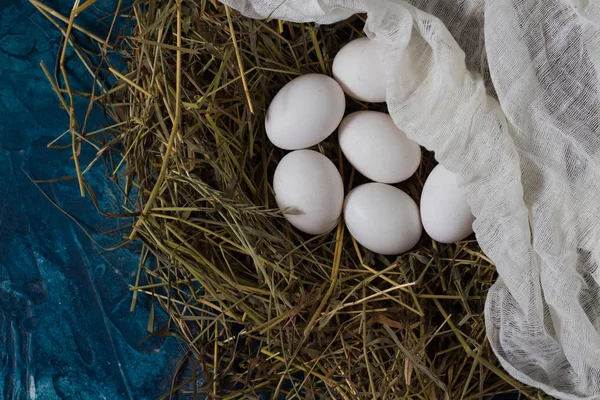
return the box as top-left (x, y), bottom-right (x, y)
top-left (338, 111), bottom-right (421, 183)
top-left (265, 74), bottom-right (345, 150)
top-left (273, 150), bottom-right (344, 235)
top-left (420, 164), bottom-right (475, 243)
top-left (343, 183), bottom-right (422, 255)
top-left (332, 37), bottom-right (386, 103)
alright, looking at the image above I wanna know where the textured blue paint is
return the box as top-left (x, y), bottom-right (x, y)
top-left (0, 0), bottom-right (184, 398)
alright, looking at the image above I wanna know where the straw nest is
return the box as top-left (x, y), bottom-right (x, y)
top-left (35, 0), bottom-right (546, 398)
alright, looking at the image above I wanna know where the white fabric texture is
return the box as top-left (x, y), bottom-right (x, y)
top-left (219, 0), bottom-right (600, 398)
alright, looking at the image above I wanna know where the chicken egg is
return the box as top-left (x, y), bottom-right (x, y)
top-left (332, 37), bottom-right (386, 103)
top-left (338, 111), bottom-right (421, 183)
top-left (265, 74), bottom-right (345, 150)
top-left (420, 164), bottom-right (475, 243)
top-left (273, 150), bottom-right (344, 235)
top-left (343, 183), bottom-right (422, 255)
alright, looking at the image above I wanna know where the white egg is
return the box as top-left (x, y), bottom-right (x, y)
top-left (273, 150), bottom-right (344, 235)
top-left (338, 111), bottom-right (421, 183)
top-left (332, 37), bottom-right (386, 103)
top-left (420, 164), bottom-right (475, 243)
top-left (265, 74), bottom-right (345, 150)
top-left (343, 183), bottom-right (422, 255)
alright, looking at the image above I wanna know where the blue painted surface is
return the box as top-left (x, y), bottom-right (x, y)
top-left (0, 0), bottom-right (184, 398)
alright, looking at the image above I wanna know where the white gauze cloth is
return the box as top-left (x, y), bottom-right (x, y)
top-left (219, 0), bottom-right (600, 398)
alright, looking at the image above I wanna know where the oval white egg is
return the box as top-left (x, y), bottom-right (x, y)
top-left (343, 183), bottom-right (422, 255)
top-left (273, 150), bottom-right (344, 235)
top-left (332, 37), bottom-right (386, 103)
top-left (420, 164), bottom-right (475, 243)
top-left (338, 111), bottom-right (421, 184)
top-left (265, 74), bottom-right (345, 150)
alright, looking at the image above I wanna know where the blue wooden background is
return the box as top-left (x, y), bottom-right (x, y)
top-left (0, 0), bottom-right (184, 398)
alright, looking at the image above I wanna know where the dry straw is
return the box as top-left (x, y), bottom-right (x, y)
top-left (34, 0), bottom-right (546, 398)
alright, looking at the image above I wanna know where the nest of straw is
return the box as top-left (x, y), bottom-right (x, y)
top-left (35, 0), bottom-right (547, 398)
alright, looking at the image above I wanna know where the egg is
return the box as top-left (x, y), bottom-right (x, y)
top-left (343, 183), bottom-right (422, 255)
top-left (338, 111), bottom-right (421, 183)
top-left (273, 150), bottom-right (344, 235)
top-left (332, 37), bottom-right (386, 103)
top-left (420, 164), bottom-right (475, 243)
top-left (265, 74), bottom-right (345, 150)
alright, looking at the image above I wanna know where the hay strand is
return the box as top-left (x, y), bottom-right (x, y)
top-left (35, 0), bottom-right (548, 398)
